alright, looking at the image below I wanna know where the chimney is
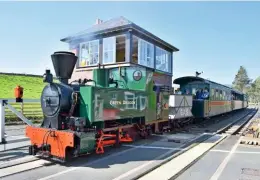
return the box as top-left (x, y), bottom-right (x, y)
top-left (95, 18), bottom-right (103, 25)
top-left (51, 51), bottom-right (78, 84)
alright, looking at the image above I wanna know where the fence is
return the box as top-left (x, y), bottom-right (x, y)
top-left (3, 99), bottom-right (43, 123)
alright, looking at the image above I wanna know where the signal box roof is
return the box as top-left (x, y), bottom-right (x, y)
top-left (60, 16), bottom-right (179, 52)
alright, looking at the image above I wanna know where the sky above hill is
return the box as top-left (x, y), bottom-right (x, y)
top-left (0, 2), bottom-right (259, 85)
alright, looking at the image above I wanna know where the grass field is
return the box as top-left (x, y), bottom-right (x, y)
top-left (0, 74), bottom-right (46, 99)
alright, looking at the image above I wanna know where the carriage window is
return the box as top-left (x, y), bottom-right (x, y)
top-left (211, 89), bottom-right (215, 100)
top-left (219, 90), bottom-right (223, 100)
top-left (215, 90), bottom-right (219, 100)
top-left (192, 88), bottom-right (196, 96)
top-left (223, 91), bottom-right (226, 100)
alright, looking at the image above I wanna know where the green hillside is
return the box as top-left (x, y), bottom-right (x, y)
top-left (0, 74), bottom-right (45, 99)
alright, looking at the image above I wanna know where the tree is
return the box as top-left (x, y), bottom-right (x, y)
top-left (247, 77), bottom-right (260, 103)
top-left (232, 66), bottom-right (251, 93)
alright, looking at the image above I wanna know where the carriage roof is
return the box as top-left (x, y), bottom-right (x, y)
top-left (173, 76), bottom-right (245, 95)
top-left (173, 76), bottom-right (231, 89)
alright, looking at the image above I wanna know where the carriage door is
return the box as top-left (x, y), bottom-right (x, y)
top-left (203, 86), bottom-right (210, 117)
top-left (204, 100), bottom-right (210, 117)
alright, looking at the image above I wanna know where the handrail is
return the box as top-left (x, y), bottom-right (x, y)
top-left (0, 99), bottom-right (35, 144)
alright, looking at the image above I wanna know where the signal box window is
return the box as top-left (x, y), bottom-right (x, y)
top-left (132, 35), bottom-right (154, 68)
top-left (79, 40), bottom-right (99, 67)
top-left (156, 46), bottom-right (171, 73)
top-left (103, 35), bottom-right (126, 64)
top-left (138, 39), bottom-right (154, 68)
top-left (103, 37), bottom-right (116, 64)
top-left (116, 35), bottom-right (126, 63)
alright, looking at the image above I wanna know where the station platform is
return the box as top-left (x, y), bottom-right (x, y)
top-left (176, 135), bottom-right (260, 180)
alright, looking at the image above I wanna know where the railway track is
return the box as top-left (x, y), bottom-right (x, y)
top-left (0, 156), bottom-right (54, 178)
top-left (217, 108), bottom-right (258, 136)
top-left (0, 108), bottom-right (257, 180)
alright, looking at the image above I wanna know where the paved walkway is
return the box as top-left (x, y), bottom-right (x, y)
top-left (176, 135), bottom-right (260, 180)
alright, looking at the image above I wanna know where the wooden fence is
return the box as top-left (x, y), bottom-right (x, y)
top-left (4, 101), bottom-right (43, 122)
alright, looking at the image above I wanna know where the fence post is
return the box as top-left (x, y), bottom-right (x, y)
top-left (20, 102), bottom-right (24, 114)
top-left (0, 100), bottom-right (6, 144)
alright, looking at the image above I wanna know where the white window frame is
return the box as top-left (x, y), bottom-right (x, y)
top-left (79, 40), bottom-right (99, 67)
top-left (94, 94), bottom-right (103, 120)
top-left (155, 46), bottom-right (170, 73)
top-left (102, 36), bottom-right (116, 64)
top-left (111, 93), bottom-right (117, 101)
top-left (138, 38), bottom-right (154, 68)
top-left (124, 92), bottom-right (137, 110)
top-left (139, 96), bottom-right (147, 111)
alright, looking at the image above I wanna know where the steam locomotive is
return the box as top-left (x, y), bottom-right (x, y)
top-left (25, 51), bottom-right (247, 162)
top-left (26, 51), bottom-right (160, 162)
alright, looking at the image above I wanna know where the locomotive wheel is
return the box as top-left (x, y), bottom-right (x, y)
top-left (65, 147), bottom-right (74, 162)
top-left (29, 146), bottom-right (33, 155)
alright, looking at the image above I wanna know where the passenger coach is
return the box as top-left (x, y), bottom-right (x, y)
top-left (173, 76), bottom-right (248, 119)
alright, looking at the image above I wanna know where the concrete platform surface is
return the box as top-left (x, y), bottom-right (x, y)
top-left (137, 134), bottom-right (227, 180)
top-left (176, 135), bottom-right (260, 180)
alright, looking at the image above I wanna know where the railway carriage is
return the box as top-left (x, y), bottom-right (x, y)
top-left (243, 94), bottom-right (248, 108)
top-left (172, 76), bottom-right (247, 119)
top-left (231, 89), bottom-right (248, 110)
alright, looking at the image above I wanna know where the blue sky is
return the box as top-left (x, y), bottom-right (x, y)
top-left (0, 2), bottom-right (259, 85)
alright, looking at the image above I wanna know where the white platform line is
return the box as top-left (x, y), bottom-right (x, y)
top-left (112, 133), bottom-right (207, 180)
top-left (0, 155), bottom-right (15, 161)
top-left (112, 145), bottom-right (188, 180)
top-left (122, 144), bottom-right (184, 151)
top-left (0, 159), bottom-right (50, 178)
top-left (210, 149), bottom-right (230, 153)
top-left (38, 133), bottom-right (207, 180)
top-left (137, 134), bottom-right (226, 180)
top-left (37, 142), bottom-right (153, 180)
top-left (210, 149), bottom-right (260, 154)
top-left (209, 136), bottom-right (242, 180)
top-left (236, 151), bottom-right (260, 154)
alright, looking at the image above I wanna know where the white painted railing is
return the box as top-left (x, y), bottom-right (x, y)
top-left (0, 99), bottom-right (39, 144)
